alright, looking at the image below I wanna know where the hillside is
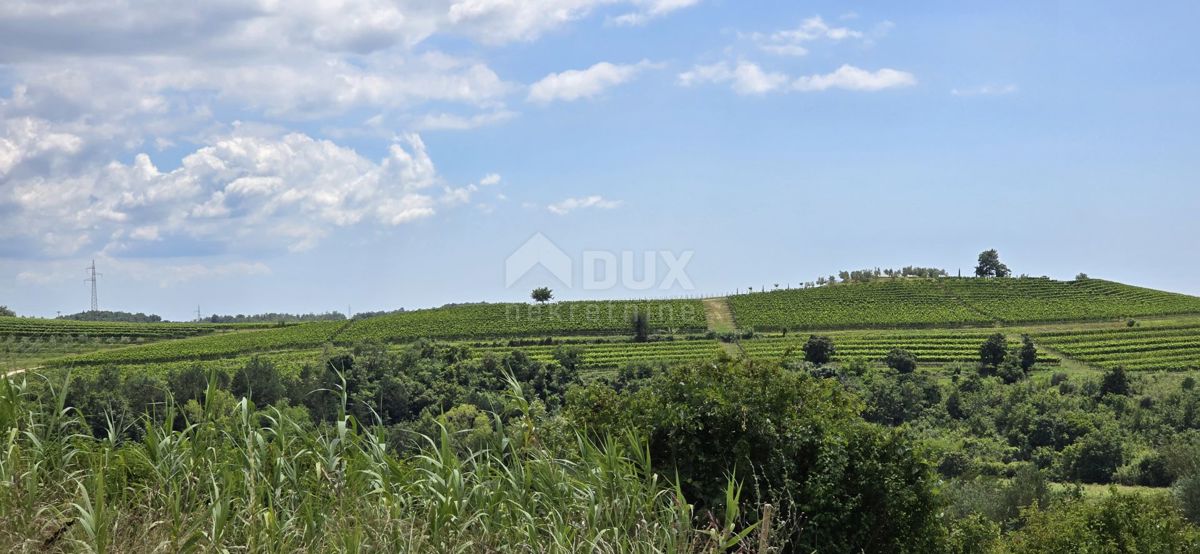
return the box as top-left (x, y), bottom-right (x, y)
top-left (0, 317), bottom-right (275, 370)
top-left (19, 277), bottom-right (1200, 374)
top-left (729, 277), bottom-right (1200, 330)
top-left (338, 298), bottom-right (708, 343)
top-left (8, 275), bottom-right (1200, 552)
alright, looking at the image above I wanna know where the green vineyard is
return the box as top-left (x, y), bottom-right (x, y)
top-left (1035, 323), bottom-right (1200, 371)
top-left (28, 280), bottom-right (1200, 374)
top-left (338, 299), bottom-right (707, 343)
top-left (728, 279), bottom-right (990, 330)
top-left (729, 278), bottom-right (1200, 330)
top-left (740, 330), bottom-right (1061, 366)
top-left (463, 338), bottom-right (725, 374)
top-left (52, 320), bottom-right (347, 365)
top-left (0, 316), bottom-right (259, 340)
top-left (940, 278), bottom-right (1200, 323)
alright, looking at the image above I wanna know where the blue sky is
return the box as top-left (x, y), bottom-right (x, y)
top-left (1, 0), bottom-right (1198, 320)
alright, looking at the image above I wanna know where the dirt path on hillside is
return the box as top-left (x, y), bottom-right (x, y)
top-left (702, 298), bottom-right (744, 357)
top-left (703, 297), bottom-right (736, 333)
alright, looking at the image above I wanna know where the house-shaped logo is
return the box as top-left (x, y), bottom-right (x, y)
top-left (505, 233), bottom-right (572, 287)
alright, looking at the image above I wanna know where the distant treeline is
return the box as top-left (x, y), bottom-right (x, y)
top-left (351, 308), bottom-right (406, 320)
top-left (58, 310), bottom-right (163, 323)
top-left (207, 312), bottom-right (346, 324)
top-left (837, 266), bottom-right (948, 283)
top-left (798, 266), bottom-right (949, 287)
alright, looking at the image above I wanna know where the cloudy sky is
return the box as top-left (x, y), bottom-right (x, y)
top-left (2, 0), bottom-right (1198, 319)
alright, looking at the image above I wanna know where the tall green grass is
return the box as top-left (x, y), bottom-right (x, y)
top-left (0, 371), bottom-right (763, 552)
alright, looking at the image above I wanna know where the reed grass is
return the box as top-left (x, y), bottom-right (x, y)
top-left (0, 371), bottom-right (763, 552)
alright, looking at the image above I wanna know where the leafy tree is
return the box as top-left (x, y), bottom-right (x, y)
top-left (232, 356), bottom-right (286, 407)
top-left (552, 344), bottom-right (584, 372)
top-left (66, 366), bottom-right (131, 438)
top-left (0, 305), bottom-right (13, 317)
top-left (1018, 334), bottom-right (1038, 371)
top-left (946, 391), bottom-right (965, 419)
top-left (631, 312), bottom-right (650, 342)
top-left (863, 371), bottom-right (941, 425)
top-left (884, 348), bottom-right (918, 374)
top-left (168, 365), bottom-right (228, 406)
top-left (996, 353), bottom-right (1027, 384)
top-left (1131, 453), bottom-right (1173, 487)
top-left (1076, 273), bottom-right (1089, 280)
top-left (803, 335), bottom-right (835, 365)
top-left (1176, 474), bottom-right (1200, 524)
top-left (974, 249), bottom-right (1011, 278)
top-left (979, 333), bottom-right (1008, 368)
top-left (1060, 426), bottom-right (1125, 483)
top-left (530, 287), bottom-right (553, 303)
top-left (1100, 366), bottom-right (1131, 397)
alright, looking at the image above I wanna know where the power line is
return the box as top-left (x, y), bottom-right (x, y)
top-left (84, 259), bottom-right (101, 312)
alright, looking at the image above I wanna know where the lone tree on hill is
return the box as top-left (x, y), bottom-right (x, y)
top-left (974, 249), bottom-right (1011, 278)
top-left (0, 305), bottom-right (14, 317)
top-left (530, 287), bottom-right (553, 303)
top-left (802, 335), bottom-right (836, 365)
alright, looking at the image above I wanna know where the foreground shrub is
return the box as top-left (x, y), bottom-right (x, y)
top-left (1003, 493), bottom-right (1200, 553)
top-left (1177, 474), bottom-right (1200, 525)
top-left (567, 359), bottom-right (942, 553)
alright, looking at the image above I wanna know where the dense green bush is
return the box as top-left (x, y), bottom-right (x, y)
top-left (1100, 365), bottom-right (1131, 397)
top-left (566, 359), bottom-right (943, 553)
top-left (885, 347), bottom-right (919, 373)
top-left (1002, 493), bottom-right (1200, 552)
top-left (801, 334), bottom-right (835, 365)
top-left (861, 370), bottom-right (941, 426)
top-left (1059, 426), bottom-right (1125, 483)
top-left (1177, 474), bottom-right (1200, 525)
top-left (231, 356), bottom-right (285, 406)
top-left (979, 333), bottom-right (1008, 368)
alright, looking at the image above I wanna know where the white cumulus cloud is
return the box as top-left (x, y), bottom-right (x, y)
top-left (547, 195), bottom-right (623, 215)
top-left (680, 62), bottom-right (915, 95)
top-left (528, 61), bottom-right (655, 103)
top-left (792, 64), bottom-right (917, 92)
top-left (0, 129), bottom-right (467, 256)
top-left (611, 0), bottom-right (702, 26)
top-left (751, 16), bottom-right (864, 56)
